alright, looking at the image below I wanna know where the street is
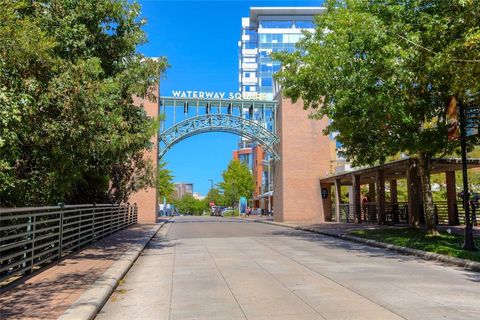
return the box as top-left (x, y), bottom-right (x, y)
top-left (97, 216), bottom-right (480, 320)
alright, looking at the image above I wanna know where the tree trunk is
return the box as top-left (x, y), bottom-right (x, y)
top-left (418, 153), bottom-right (438, 234)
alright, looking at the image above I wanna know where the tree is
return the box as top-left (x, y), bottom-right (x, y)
top-left (173, 194), bottom-right (205, 216)
top-left (0, 0), bottom-right (168, 206)
top-left (157, 162), bottom-right (175, 201)
top-left (218, 160), bottom-right (254, 208)
top-left (204, 187), bottom-right (226, 207)
top-left (273, 0), bottom-right (480, 233)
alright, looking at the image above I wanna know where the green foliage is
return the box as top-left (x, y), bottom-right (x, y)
top-left (173, 194), bottom-right (205, 216)
top-left (204, 187), bottom-right (226, 207)
top-left (157, 162), bottom-right (175, 200)
top-left (0, 0), bottom-right (168, 206)
top-left (218, 160), bottom-right (255, 206)
top-left (273, 0), bottom-right (480, 229)
top-left (351, 228), bottom-right (480, 261)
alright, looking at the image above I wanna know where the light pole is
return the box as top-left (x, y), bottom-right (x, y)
top-left (208, 179), bottom-right (214, 194)
top-left (262, 159), bottom-right (272, 215)
top-left (459, 101), bottom-right (477, 251)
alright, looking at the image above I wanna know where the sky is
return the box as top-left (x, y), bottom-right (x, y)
top-left (138, 0), bottom-right (323, 195)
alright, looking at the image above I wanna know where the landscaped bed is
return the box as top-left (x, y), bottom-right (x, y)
top-left (350, 228), bottom-right (480, 262)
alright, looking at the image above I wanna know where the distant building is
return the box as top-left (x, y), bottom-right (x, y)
top-left (238, 6), bottom-right (323, 100)
top-left (174, 182), bottom-right (193, 199)
top-left (193, 192), bottom-right (205, 201)
top-left (236, 6), bottom-right (324, 211)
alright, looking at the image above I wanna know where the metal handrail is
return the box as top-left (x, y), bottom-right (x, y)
top-left (0, 203), bottom-right (137, 286)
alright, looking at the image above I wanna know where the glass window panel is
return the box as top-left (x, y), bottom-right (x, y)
top-left (244, 41), bottom-right (256, 49)
top-left (295, 20), bottom-right (315, 29)
top-left (260, 20), bottom-right (293, 28)
top-left (262, 78), bottom-right (273, 86)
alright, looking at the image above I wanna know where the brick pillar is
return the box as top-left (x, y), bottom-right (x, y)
top-left (406, 160), bottom-right (422, 227)
top-left (376, 170), bottom-right (386, 224)
top-left (334, 179), bottom-right (342, 223)
top-left (446, 171), bottom-right (459, 225)
top-left (128, 87), bottom-right (158, 224)
top-left (352, 174), bottom-right (362, 223)
top-left (273, 96), bottom-right (332, 223)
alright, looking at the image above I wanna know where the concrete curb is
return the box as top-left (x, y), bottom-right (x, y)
top-left (236, 218), bottom-right (480, 272)
top-left (58, 219), bottom-right (171, 320)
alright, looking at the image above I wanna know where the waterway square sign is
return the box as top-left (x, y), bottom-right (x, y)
top-left (172, 90), bottom-right (267, 100)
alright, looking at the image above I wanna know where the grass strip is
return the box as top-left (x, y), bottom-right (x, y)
top-left (350, 228), bottom-right (480, 262)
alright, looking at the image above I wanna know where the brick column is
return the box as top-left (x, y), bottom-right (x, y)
top-left (406, 160), bottom-right (422, 227)
top-left (334, 179), bottom-right (342, 223)
top-left (445, 171), bottom-right (459, 225)
top-left (352, 174), bottom-right (362, 223)
top-left (273, 96), bottom-right (332, 223)
top-left (376, 170), bottom-right (386, 224)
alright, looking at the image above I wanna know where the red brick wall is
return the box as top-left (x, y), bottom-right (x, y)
top-left (128, 89), bottom-right (158, 224)
top-left (273, 96), bottom-right (332, 223)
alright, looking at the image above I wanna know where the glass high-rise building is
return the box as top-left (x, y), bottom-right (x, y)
top-left (238, 7), bottom-right (324, 100)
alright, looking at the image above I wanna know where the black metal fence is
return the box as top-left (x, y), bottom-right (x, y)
top-left (331, 201), bottom-right (475, 226)
top-left (0, 203), bottom-right (137, 286)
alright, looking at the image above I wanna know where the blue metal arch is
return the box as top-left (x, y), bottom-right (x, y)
top-left (158, 114), bottom-right (279, 160)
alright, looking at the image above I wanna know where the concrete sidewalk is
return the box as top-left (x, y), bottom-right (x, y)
top-left (239, 216), bottom-right (480, 238)
top-left (0, 223), bottom-right (163, 320)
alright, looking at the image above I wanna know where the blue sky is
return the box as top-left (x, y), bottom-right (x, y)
top-left (138, 0), bottom-right (323, 195)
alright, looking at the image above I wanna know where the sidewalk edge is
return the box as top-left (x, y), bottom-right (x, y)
top-left (242, 218), bottom-right (480, 272)
top-left (58, 219), bottom-right (170, 320)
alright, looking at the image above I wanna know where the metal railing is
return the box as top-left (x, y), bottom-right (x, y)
top-left (0, 203), bottom-right (137, 286)
top-left (333, 200), bottom-right (473, 226)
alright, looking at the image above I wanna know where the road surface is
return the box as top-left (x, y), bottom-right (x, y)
top-left (97, 216), bottom-right (480, 320)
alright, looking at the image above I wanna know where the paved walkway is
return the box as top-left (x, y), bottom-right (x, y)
top-left (244, 216), bottom-right (480, 238)
top-left (0, 224), bottom-right (160, 320)
top-left (98, 216), bottom-right (480, 320)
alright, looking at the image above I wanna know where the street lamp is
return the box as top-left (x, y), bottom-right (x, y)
top-left (208, 179), bottom-right (214, 193)
top-left (262, 159), bottom-right (272, 215)
top-left (459, 101), bottom-right (477, 251)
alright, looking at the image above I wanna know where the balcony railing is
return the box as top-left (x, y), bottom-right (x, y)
top-left (0, 203), bottom-right (137, 286)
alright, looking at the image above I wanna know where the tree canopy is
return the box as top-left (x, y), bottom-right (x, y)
top-left (273, 0), bottom-right (480, 231)
top-left (204, 187), bottom-right (226, 207)
top-left (0, 0), bottom-right (167, 206)
top-left (157, 161), bottom-right (175, 201)
top-left (218, 160), bottom-right (254, 207)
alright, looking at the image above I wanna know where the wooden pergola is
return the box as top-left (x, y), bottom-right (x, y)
top-left (319, 158), bottom-right (480, 225)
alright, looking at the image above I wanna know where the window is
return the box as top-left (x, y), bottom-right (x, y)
top-left (261, 78), bottom-right (272, 86)
top-left (244, 41), bottom-right (256, 49)
top-left (244, 72), bottom-right (250, 78)
top-left (295, 20), bottom-right (315, 29)
top-left (260, 20), bottom-right (293, 29)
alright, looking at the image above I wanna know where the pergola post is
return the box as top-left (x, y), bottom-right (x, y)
top-left (390, 179), bottom-right (398, 223)
top-left (321, 183), bottom-right (333, 221)
top-left (390, 180), bottom-right (398, 203)
top-left (445, 171), bottom-right (459, 225)
top-left (334, 179), bottom-right (342, 223)
top-left (376, 170), bottom-right (386, 224)
top-left (406, 160), bottom-right (422, 227)
top-left (352, 174), bottom-right (362, 223)
top-left (368, 183), bottom-right (376, 202)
